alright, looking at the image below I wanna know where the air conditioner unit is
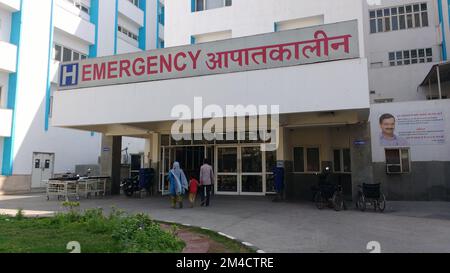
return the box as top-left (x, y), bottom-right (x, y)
top-left (386, 164), bottom-right (402, 174)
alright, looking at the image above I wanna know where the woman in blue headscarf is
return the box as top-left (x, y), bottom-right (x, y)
top-left (168, 161), bottom-right (188, 209)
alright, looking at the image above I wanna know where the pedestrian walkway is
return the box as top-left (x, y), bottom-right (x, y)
top-left (1, 194), bottom-right (450, 253)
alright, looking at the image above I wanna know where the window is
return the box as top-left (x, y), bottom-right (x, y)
top-left (158, 5), bottom-right (165, 26)
top-left (53, 44), bottom-right (87, 62)
top-left (427, 95), bottom-right (448, 100)
top-left (370, 3), bottom-right (428, 34)
top-left (118, 25), bottom-right (139, 42)
top-left (333, 149), bottom-right (351, 173)
top-left (293, 147), bottom-right (305, 173)
top-left (66, 0), bottom-right (90, 15)
top-left (158, 38), bottom-right (165, 49)
top-left (385, 148), bottom-right (411, 174)
top-left (374, 98), bottom-right (394, 103)
top-left (293, 147), bottom-right (320, 173)
top-left (127, 0), bottom-right (139, 7)
top-left (194, 0), bottom-right (232, 12)
top-left (389, 48), bottom-right (433, 66)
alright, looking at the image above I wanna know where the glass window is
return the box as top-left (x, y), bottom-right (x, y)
top-left (389, 52), bottom-right (395, 60)
top-left (333, 150), bottom-right (341, 172)
top-left (217, 147), bottom-right (237, 173)
top-left (421, 11), bottom-right (429, 27)
top-left (421, 3), bottom-right (427, 11)
top-left (399, 15), bottom-right (406, 29)
top-left (73, 51), bottom-right (80, 61)
top-left (391, 7), bottom-right (397, 15)
top-left (392, 16), bottom-right (399, 30)
top-left (207, 0), bottom-right (224, 9)
top-left (266, 151), bottom-right (277, 173)
top-left (63, 47), bottom-right (72, 62)
top-left (414, 13), bottom-right (421, 27)
top-left (406, 14), bottom-right (413, 28)
top-left (293, 147), bottom-right (304, 173)
top-left (242, 147), bottom-right (262, 173)
top-left (370, 10), bottom-right (376, 18)
top-left (386, 148), bottom-right (410, 173)
top-left (343, 149), bottom-right (351, 173)
top-left (306, 148), bottom-right (320, 173)
top-left (406, 5), bottom-right (412, 13)
top-left (54, 44), bottom-right (62, 61)
top-left (370, 19), bottom-right (377, 33)
top-left (384, 17), bottom-right (391, 31)
top-left (196, 0), bottom-right (204, 11)
top-left (377, 18), bottom-right (383, 32)
top-left (418, 49), bottom-right (425, 57)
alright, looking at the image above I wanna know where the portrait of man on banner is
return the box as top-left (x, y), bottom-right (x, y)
top-left (378, 113), bottom-right (409, 147)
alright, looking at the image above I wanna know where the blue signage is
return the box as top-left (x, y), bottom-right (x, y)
top-left (59, 63), bottom-right (79, 88)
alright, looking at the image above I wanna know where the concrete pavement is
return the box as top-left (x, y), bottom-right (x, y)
top-left (1, 194), bottom-right (450, 253)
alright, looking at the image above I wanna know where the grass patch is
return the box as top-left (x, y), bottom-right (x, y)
top-left (0, 208), bottom-right (185, 253)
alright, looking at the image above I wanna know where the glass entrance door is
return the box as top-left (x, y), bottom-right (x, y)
top-left (216, 147), bottom-right (239, 195)
top-left (215, 145), bottom-right (266, 196)
top-left (241, 146), bottom-right (264, 195)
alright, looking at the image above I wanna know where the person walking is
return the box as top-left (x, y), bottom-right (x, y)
top-left (188, 175), bottom-right (200, 208)
top-left (199, 159), bottom-right (214, 207)
top-left (168, 161), bottom-right (188, 209)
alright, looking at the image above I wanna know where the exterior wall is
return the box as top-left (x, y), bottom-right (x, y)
top-left (364, 0), bottom-right (443, 102)
top-left (0, 0), bottom-right (159, 185)
top-left (166, 0), bottom-right (366, 59)
top-left (284, 126), bottom-right (354, 200)
top-left (371, 100), bottom-right (450, 200)
top-left (7, 0), bottom-right (101, 177)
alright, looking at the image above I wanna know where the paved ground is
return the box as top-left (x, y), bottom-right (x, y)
top-left (1, 193), bottom-right (450, 253)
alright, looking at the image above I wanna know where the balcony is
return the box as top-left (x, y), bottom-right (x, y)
top-left (0, 41), bottom-right (17, 73)
top-left (118, 0), bottom-right (144, 27)
top-left (0, 0), bottom-right (20, 12)
top-left (54, 2), bottom-right (95, 45)
top-left (0, 108), bottom-right (12, 137)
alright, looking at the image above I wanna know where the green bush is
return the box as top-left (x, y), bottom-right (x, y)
top-left (112, 213), bottom-right (185, 253)
top-left (40, 208), bottom-right (184, 253)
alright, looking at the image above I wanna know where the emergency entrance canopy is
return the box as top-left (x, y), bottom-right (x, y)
top-left (58, 20), bottom-right (359, 90)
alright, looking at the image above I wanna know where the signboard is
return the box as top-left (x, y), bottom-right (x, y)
top-left (58, 20), bottom-right (360, 90)
top-left (374, 110), bottom-right (445, 147)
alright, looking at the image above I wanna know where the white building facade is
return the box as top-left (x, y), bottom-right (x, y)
top-left (0, 0), bottom-right (160, 193)
top-left (365, 0), bottom-right (450, 200)
top-left (2, 0), bottom-right (449, 200)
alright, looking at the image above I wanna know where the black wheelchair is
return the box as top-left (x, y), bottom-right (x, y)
top-left (312, 183), bottom-right (346, 211)
top-left (356, 183), bottom-right (386, 212)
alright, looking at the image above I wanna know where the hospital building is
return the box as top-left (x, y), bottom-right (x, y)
top-left (1, 0), bottom-right (449, 201)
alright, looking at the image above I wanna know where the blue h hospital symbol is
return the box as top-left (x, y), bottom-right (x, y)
top-left (60, 63), bottom-right (79, 87)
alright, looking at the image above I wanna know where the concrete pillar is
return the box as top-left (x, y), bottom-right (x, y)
top-left (100, 134), bottom-right (122, 195)
top-left (350, 122), bottom-right (374, 201)
top-left (149, 133), bottom-right (160, 195)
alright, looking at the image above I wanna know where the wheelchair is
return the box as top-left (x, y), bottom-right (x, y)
top-left (356, 183), bottom-right (386, 212)
top-left (312, 183), bottom-right (346, 211)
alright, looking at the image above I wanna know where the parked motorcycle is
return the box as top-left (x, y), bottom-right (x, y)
top-left (120, 168), bottom-right (155, 197)
top-left (120, 176), bottom-right (140, 197)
